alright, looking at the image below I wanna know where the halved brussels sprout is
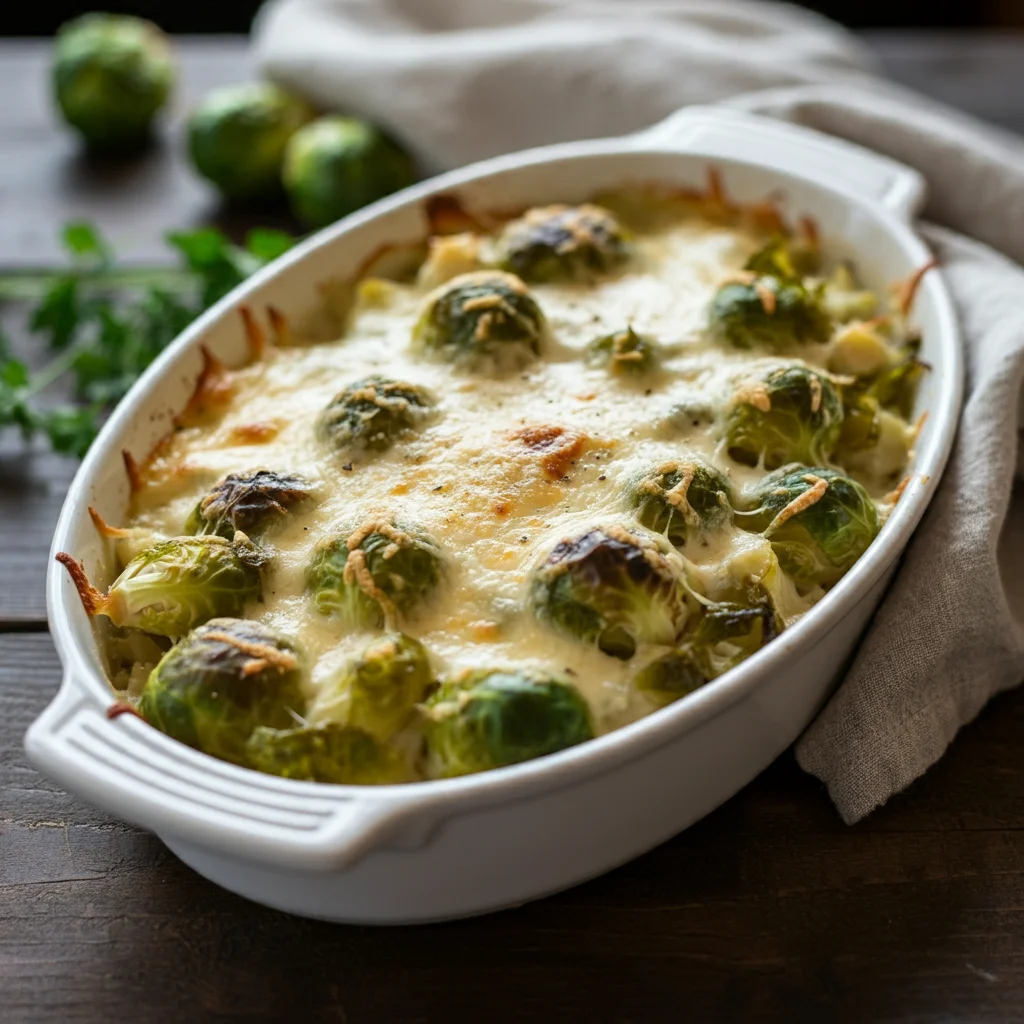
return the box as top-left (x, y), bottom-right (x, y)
top-left (185, 470), bottom-right (316, 541)
top-left (494, 203), bottom-right (631, 283)
top-left (412, 270), bottom-right (545, 372)
top-left (58, 534), bottom-right (264, 638)
top-left (306, 520), bottom-right (443, 628)
top-left (826, 322), bottom-right (892, 378)
top-left (423, 669), bottom-right (594, 778)
top-left (822, 263), bottom-right (879, 324)
top-left (634, 599), bottom-right (774, 707)
top-left (53, 13), bottom-right (174, 153)
top-left (139, 617), bottom-right (303, 766)
top-left (630, 458), bottom-right (733, 548)
top-left (246, 723), bottom-right (410, 784)
top-left (188, 83), bottom-right (314, 202)
top-left (744, 237), bottom-right (821, 280)
top-left (316, 376), bottom-right (436, 454)
top-left (740, 466), bottom-right (879, 588)
top-left (283, 116), bottom-right (417, 229)
top-left (867, 347), bottom-right (927, 420)
top-left (724, 365), bottom-right (843, 470)
top-left (585, 327), bottom-right (661, 377)
top-left (529, 524), bottom-right (691, 660)
top-left (315, 633), bottom-right (434, 741)
top-left (708, 276), bottom-right (832, 351)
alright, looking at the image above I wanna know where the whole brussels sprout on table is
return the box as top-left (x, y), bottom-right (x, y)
top-left (188, 82), bottom-right (315, 203)
top-left (283, 115), bottom-right (417, 228)
top-left (53, 13), bottom-right (174, 153)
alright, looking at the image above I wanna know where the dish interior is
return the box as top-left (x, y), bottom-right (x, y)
top-left (53, 158), bottom-right (937, 788)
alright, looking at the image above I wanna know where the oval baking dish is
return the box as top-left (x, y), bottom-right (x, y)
top-left (26, 106), bottom-right (961, 924)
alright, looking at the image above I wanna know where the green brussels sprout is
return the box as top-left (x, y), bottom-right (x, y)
top-left (185, 470), bottom-right (316, 541)
top-left (306, 520), bottom-right (443, 628)
top-left (316, 376), bottom-right (436, 454)
top-left (283, 116), bottom-right (417, 228)
top-left (630, 458), bottom-right (734, 548)
top-left (634, 600), bottom-right (774, 707)
top-left (741, 466), bottom-right (880, 588)
top-left (187, 83), bottom-right (315, 202)
top-left (585, 326), bottom-right (661, 377)
top-left (246, 723), bottom-right (410, 784)
top-left (708, 276), bottom-right (832, 351)
top-left (529, 524), bottom-right (691, 660)
top-left (59, 535), bottom-right (264, 638)
top-left (423, 669), bottom-right (594, 778)
top-left (724, 365), bottom-right (844, 470)
top-left (867, 348), bottom-right (927, 420)
top-left (412, 270), bottom-right (545, 372)
top-left (835, 389), bottom-right (883, 456)
top-left (140, 617), bottom-right (303, 766)
top-left (744, 236), bottom-right (821, 280)
top-left (316, 633), bottom-right (434, 741)
top-left (53, 14), bottom-right (174, 153)
top-left (494, 204), bottom-right (631, 283)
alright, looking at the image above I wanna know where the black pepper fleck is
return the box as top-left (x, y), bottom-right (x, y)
top-left (598, 475), bottom-right (607, 481)
top-left (432, 485), bottom-right (444, 492)
top-left (342, 463), bottom-right (353, 472)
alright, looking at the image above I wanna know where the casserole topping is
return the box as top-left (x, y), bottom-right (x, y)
top-left (59, 184), bottom-right (929, 784)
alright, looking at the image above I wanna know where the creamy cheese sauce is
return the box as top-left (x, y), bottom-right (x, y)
top-left (122, 202), bottom-right (901, 736)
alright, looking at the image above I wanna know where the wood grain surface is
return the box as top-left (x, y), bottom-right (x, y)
top-left (2, 34), bottom-right (1024, 1024)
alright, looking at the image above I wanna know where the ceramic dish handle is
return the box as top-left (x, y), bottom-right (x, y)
top-left (24, 670), bottom-right (417, 871)
top-left (637, 105), bottom-right (926, 222)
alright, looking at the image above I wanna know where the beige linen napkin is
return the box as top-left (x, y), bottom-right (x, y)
top-left (254, 0), bottom-right (1024, 822)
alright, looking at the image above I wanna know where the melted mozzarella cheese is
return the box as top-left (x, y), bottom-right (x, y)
top-left (126, 210), bottom-right (874, 733)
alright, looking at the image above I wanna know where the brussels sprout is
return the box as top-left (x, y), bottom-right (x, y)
top-left (708, 276), bottom-right (832, 351)
top-left (53, 14), bottom-right (174, 153)
top-left (868, 348), bottom-right (927, 420)
top-left (585, 327), bottom-right (661, 377)
top-left (744, 236), bottom-right (820, 280)
top-left (316, 376), bottom-right (436, 454)
top-left (140, 617), bottom-right (303, 766)
top-left (634, 600), bottom-right (774, 707)
top-left (188, 83), bottom-right (315, 203)
top-left (724, 365), bottom-right (843, 470)
top-left (283, 116), bottom-right (417, 228)
top-left (306, 521), bottom-right (443, 628)
top-left (494, 204), bottom-right (631, 283)
top-left (630, 458), bottom-right (733, 548)
top-left (423, 669), bottom-right (594, 778)
top-left (826, 322), bottom-right (891, 378)
top-left (822, 264), bottom-right (879, 323)
top-left (246, 723), bottom-right (410, 784)
top-left (316, 633), bottom-right (434, 741)
top-left (835, 389), bottom-right (882, 456)
top-left (412, 271), bottom-right (545, 372)
top-left (741, 466), bottom-right (879, 588)
top-left (59, 535), bottom-right (264, 638)
top-left (185, 470), bottom-right (316, 541)
top-left (529, 524), bottom-right (691, 660)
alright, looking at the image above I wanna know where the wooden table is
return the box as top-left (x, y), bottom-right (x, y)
top-left (3, 34), bottom-right (1024, 1023)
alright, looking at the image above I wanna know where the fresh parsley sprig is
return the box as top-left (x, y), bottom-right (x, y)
top-left (0, 222), bottom-right (294, 457)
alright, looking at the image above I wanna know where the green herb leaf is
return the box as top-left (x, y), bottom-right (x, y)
top-left (62, 221), bottom-right (111, 265)
top-left (245, 228), bottom-right (295, 264)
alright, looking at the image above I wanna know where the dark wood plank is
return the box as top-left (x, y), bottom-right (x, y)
top-left (5, 632), bottom-right (1024, 1023)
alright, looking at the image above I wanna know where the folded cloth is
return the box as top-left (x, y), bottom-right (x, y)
top-left (254, 0), bottom-right (1024, 823)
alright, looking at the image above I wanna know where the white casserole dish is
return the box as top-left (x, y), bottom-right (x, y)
top-left (25, 106), bottom-right (962, 924)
